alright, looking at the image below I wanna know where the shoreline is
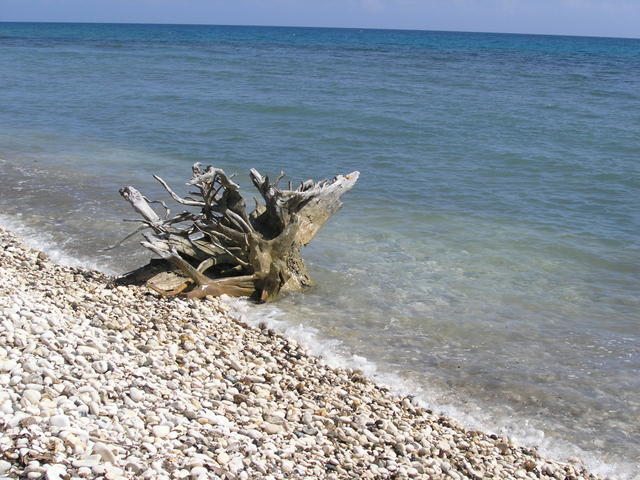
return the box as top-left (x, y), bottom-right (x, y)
top-left (0, 224), bottom-right (604, 479)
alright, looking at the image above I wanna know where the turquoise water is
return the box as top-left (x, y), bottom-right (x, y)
top-left (1, 22), bottom-right (639, 477)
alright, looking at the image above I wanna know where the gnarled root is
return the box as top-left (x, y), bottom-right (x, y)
top-left (116, 163), bottom-right (359, 302)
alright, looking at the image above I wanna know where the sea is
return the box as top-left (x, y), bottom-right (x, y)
top-left (0, 22), bottom-right (638, 478)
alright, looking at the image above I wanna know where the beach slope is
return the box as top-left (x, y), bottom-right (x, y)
top-left (0, 225), bottom-right (600, 479)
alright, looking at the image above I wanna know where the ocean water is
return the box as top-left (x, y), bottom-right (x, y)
top-left (1, 22), bottom-right (639, 477)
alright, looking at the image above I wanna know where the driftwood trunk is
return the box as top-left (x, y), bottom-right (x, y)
top-left (115, 163), bottom-right (359, 302)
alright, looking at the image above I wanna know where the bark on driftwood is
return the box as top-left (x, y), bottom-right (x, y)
top-left (115, 163), bottom-right (359, 302)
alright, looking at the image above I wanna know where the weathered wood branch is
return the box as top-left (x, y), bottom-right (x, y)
top-left (116, 163), bottom-right (359, 302)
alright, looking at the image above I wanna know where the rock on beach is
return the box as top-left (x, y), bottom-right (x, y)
top-left (0, 224), bottom-right (602, 479)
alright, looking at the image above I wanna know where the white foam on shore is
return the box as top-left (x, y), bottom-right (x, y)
top-left (225, 296), bottom-right (639, 480)
top-left (0, 214), bottom-right (117, 275)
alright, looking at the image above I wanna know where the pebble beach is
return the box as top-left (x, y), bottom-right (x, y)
top-left (0, 224), bottom-right (604, 480)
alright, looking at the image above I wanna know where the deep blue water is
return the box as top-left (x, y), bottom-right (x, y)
top-left (1, 22), bottom-right (639, 477)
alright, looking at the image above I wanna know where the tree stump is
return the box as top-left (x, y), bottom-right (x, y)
top-left (115, 163), bottom-right (359, 302)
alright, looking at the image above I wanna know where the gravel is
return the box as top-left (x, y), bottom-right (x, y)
top-left (0, 225), bottom-right (603, 480)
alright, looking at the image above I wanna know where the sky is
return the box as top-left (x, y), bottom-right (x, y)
top-left (0, 0), bottom-right (638, 39)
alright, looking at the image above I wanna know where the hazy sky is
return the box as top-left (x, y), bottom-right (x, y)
top-left (1, 0), bottom-right (638, 38)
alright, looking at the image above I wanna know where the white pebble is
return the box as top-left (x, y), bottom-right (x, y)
top-left (93, 443), bottom-right (117, 464)
top-left (0, 460), bottom-right (11, 474)
top-left (190, 466), bottom-right (207, 479)
top-left (21, 389), bottom-right (42, 405)
top-left (228, 359), bottom-right (242, 371)
top-left (0, 359), bottom-right (17, 373)
top-left (228, 456), bottom-right (244, 473)
top-left (152, 425), bottom-right (171, 438)
top-left (262, 422), bottom-right (282, 435)
top-left (89, 401), bottom-right (100, 416)
top-left (129, 388), bottom-right (144, 402)
top-left (216, 452), bottom-right (230, 465)
top-left (44, 464), bottom-right (67, 480)
top-left (92, 361), bottom-right (109, 374)
top-left (50, 414), bottom-right (70, 428)
top-left (281, 459), bottom-right (294, 473)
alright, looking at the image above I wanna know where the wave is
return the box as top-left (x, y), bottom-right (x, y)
top-left (0, 213), bottom-right (117, 275)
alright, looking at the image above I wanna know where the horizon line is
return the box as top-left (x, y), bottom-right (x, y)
top-left (1, 20), bottom-right (638, 41)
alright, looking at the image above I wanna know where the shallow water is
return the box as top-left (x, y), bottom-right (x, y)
top-left (1, 23), bottom-right (639, 477)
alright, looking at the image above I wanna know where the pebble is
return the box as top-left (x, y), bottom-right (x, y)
top-left (0, 359), bottom-right (17, 372)
top-left (0, 225), bottom-right (602, 480)
top-left (281, 459), bottom-right (294, 473)
top-left (44, 464), bottom-right (67, 480)
top-left (228, 358), bottom-right (242, 371)
top-left (92, 360), bottom-right (109, 374)
top-left (261, 422), bottom-right (283, 435)
top-left (93, 443), bottom-right (118, 464)
top-left (228, 456), bottom-right (244, 473)
top-left (21, 389), bottom-right (41, 405)
top-left (50, 414), bottom-right (70, 428)
top-left (129, 388), bottom-right (144, 402)
top-left (152, 425), bottom-right (171, 438)
top-left (190, 466), bottom-right (207, 479)
top-left (89, 401), bottom-right (100, 416)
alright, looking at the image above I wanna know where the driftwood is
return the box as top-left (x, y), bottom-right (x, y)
top-left (116, 163), bottom-right (359, 302)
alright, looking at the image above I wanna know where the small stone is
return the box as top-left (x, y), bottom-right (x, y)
top-left (228, 359), bottom-right (242, 371)
top-left (190, 466), bottom-right (207, 479)
top-left (261, 422), bottom-right (282, 435)
top-left (103, 465), bottom-right (124, 479)
top-left (92, 464), bottom-right (107, 476)
top-left (152, 425), bottom-right (171, 438)
top-left (228, 457), bottom-right (244, 473)
top-left (264, 414), bottom-right (286, 425)
top-left (407, 467), bottom-right (419, 477)
top-left (281, 460), bottom-right (294, 473)
top-left (437, 440), bottom-right (450, 453)
top-left (50, 414), bottom-right (70, 428)
top-left (129, 388), bottom-right (144, 402)
top-left (19, 416), bottom-right (38, 428)
top-left (302, 425), bottom-right (318, 435)
top-left (216, 452), bottom-right (230, 465)
top-left (0, 359), bottom-right (17, 373)
top-left (45, 464), bottom-right (67, 480)
top-left (245, 429), bottom-right (261, 440)
top-left (199, 412), bottom-right (230, 428)
top-left (22, 389), bottom-right (42, 405)
top-left (93, 443), bottom-right (117, 464)
top-left (89, 401), bottom-right (100, 416)
top-left (496, 442), bottom-right (510, 454)
top-left (62, 432), bottom-right (88, 454)
top-left (0, 460), bottom-right (11, 474)
top-left (92, 361), bottom-right (109, 374)
top-left (77, 466), bottom-right (92, 476)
